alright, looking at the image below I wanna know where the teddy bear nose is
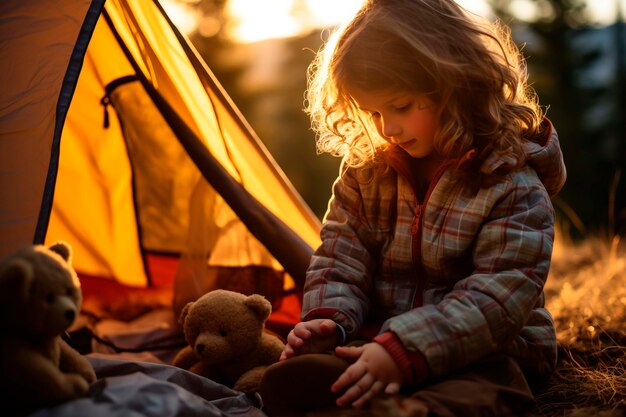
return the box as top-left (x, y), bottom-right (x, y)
top-left (65, 309), bottom-right (76, 322)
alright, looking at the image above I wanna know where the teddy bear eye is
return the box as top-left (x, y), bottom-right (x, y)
top-left (219, 329), bottom-right (228, 337)
top-left (46, 293), bottom-right (55, 304)
top-left (66, 288), bottom-right (73, 296)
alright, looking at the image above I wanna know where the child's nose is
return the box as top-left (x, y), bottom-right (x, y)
top-left (382, 120), bottom-right (402, 140)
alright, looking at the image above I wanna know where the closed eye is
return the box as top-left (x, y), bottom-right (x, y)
top-left (393, 103), bottom-right (411, 113)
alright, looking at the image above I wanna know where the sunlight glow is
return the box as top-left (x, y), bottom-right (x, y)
top-left (226, 0), bottom-right (300, 42)
top-left (162, 0), bottom-right (493, 43)
top-left (509, 0), bottom-right (538, 22)
top-left (226, 0), bottom-right (364, 43)
top-left (586, 0), bottom-right (621, 25)
top-left (162, 0), bottom-right (626, 43)
top-left (225, 0), bottom-right (496, 43)
top-left (304, 0), bottom-right (368, 28)
top-left (456, 0), bottom-right (493, 18)
top-left (161, 0), bottom-right (199, 35)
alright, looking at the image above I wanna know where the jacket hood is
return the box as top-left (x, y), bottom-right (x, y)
top-left (478, 119), bottom-right (567, 197)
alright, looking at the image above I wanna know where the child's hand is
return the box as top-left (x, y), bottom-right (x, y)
top-left (331, 343), bottom-right (404, 408)
top-left (280, 319), bottom-right (340, 360)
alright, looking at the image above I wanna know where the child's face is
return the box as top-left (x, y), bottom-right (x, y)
top-left (348, 86), bottom-right (438, 159)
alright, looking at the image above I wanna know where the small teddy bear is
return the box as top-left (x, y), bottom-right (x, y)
top-left (0, 242), bottom-right (96, 415)
top-left (173, 289), bottom-right (285, 394)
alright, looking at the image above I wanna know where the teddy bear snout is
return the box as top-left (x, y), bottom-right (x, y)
top-left (192, 333), bottom-right (232, 363)
top-left (65, 308), bottom-right (76, 323)
top-left (54, 296), bottom-right (78, 329)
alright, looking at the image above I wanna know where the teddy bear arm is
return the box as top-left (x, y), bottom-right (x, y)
top-left (8, 348), bottom-right (90, 404)
top-left (259, 334), bottom-right (286, 363)
top-left (59, 339), bottom-right (96, 383)
top-left (189, 361), bottom-right (224, 383)
top-left (232, 336), bottom-right (284, 393)
top-left (172, 345), bottom-right (200, 370)
top-left (233, 365), bottom-right (267, 393)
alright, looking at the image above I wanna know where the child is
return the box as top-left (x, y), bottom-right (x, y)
top-left (259, 0), bottom-right (567, 416)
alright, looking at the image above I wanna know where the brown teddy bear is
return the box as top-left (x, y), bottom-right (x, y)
top-left (0, 242), bottom-right (96, 415)
top-left (172, 289), bottom-right (285, 394)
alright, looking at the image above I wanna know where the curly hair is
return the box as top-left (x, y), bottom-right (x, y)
top-left (305, 0), bottom-right (545, 174)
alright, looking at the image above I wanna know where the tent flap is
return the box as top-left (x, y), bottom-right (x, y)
top-left (1, 0), bottom-right (321, 327)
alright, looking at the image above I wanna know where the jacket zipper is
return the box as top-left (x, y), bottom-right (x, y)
top-left (410, 163), bottom-right (449, 308)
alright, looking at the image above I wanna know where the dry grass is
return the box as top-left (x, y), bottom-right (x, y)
top-left (527, 229), bottom-right (626, 417)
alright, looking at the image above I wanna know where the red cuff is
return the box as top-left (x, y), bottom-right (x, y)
top-left (374, 331), bottom-right (429, 384)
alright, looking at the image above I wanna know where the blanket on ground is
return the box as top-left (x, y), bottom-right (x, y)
top-left (28, 355), bottom-right (266, 417)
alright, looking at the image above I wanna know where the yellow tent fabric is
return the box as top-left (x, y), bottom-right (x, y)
top-left (0, 0), bottom-right (321, 292)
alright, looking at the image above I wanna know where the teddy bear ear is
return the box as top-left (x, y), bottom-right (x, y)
top-left (48, 241), bottom-right (72, 264)
top-left (244, 294), bottom-right (272, 322)
top-left (0, 258), bottom-right (34, 303)
top-left (178, 301), bottom-right (194, 325)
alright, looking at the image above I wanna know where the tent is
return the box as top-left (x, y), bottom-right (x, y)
top-left (0, 0), bottom-right (322, 334)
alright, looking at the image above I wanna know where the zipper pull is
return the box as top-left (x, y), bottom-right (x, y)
top-left (410, 205), bottom-right (421, 234)
top-left (100, 95), bottom-right (110, 129)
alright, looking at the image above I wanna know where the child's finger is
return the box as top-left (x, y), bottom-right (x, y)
top-left (280, 344), bottom-right (295, 361)
top-left (292, 325), bottom-right (312, 340)
top-left (285, 334), bottom-right (302, 349)
top-left (286, 327), bottom-right (308, 347)
top-left (318, 319), bottom-right (337, 334)
top-left (384, 382), bottom-right (401, 395)
top-left (334, 345), bottom-right (364, 361)
top-left (331, 360), bottom-right (366, 394)
top-left (352, 380), bottom-right (385, 408)
top-left (335, 371), bottom-right (374, 407)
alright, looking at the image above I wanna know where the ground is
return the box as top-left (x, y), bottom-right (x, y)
top-left (525, 231), bottom-right (625, 417)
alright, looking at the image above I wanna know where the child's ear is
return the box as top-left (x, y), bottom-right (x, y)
top-left (0, 259), bottom-right (34, 303)
top-left (244, 294), bottom-right (272, 322)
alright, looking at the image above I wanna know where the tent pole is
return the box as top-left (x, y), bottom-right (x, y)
top-left (144, 79), bottom-right (315, 287)
top-left (102, 9), bottom-right (314, 288)
top-left (152, 0), bottom-right (321, 234)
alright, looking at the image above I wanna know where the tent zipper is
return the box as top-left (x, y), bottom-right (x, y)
top-left (100, 74), bottom-right (139, 128)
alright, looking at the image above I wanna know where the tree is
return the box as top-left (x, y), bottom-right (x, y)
top-left (489, 0), bottom-right (626, 236)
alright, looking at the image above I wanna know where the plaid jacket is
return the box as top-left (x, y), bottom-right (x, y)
top-left (302, 121), bottom-right (567, 381)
